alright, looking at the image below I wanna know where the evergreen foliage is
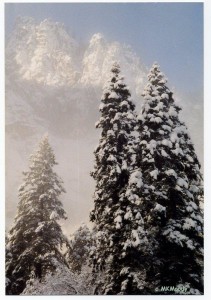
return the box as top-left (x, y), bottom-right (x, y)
top-left (66, 224), bottom-right (93, 273)
top-left (6, 135), bottom-right (69, 295)
top-left (5, 62), bottom-right (204, 296)
top-left (130, 63), bottom-right (203, 294)
top-left (90, 63), bottom-right (148, 294)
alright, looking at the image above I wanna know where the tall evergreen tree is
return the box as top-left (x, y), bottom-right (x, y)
top-left (90, 63), bottom-right (147, 295)
top-left (6, 135), bottom-right (69, 295)
top-left (130, 63), bottom-right (203, 294)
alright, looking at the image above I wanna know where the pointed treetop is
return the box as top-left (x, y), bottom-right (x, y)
top-left (147, 62), bottom-right (168, 86)
top-left (29, 133), bottom-right (57, 168)
top-left (42, 132), bottom-right (49, 140)
top-left (101, 62), bottom-right (131, 102)
top-left (151, 61), bottom-right (159, 69)
top-left (38, 133), bottom-right (50, 147)
top-left (111, 61), bottom-right (121, 74)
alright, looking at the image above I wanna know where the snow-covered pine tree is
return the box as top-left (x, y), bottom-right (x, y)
top-left (6, 135), bottom-right (69, 295)
top-left (66, 224), bottom-right (93, 273)
top-left (90, 63), bottom-right (147, 295)
top-left (132, 63), bottom-right (203, 294)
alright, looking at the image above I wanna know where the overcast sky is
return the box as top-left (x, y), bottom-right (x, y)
top-left (5, 2), bottom-right (203, 94)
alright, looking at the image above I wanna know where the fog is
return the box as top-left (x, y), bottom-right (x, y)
top-left (5, 17), bottom-right (203, 235)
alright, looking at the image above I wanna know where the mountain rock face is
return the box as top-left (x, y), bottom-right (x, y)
top-left (6, 17), bottom-right (80, 86)
top-left (80, 33), bottom-right (145, 96)
top-left (5, 17), bottom-right (147, 232)
top-left (6, 17), bottom-right (146, 89)
top-left (5, 18), bottom-right (203, 233)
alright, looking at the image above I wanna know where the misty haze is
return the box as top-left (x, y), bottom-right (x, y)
top-left (5, 17), bottom-right (203, 233)
top-left (5, 3), bottom-right (203, 296)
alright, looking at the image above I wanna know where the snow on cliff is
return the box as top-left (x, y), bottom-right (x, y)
top-left (5, 17), bottom-right (202, 234)
top-left (5, 17), bottom-right (147, 233)
top-left (6, 17), bottom-right (80, 86)
top-left (6, 18), bottom-right (147, 92)
top-left (80, 33), bottom-right (146, 95)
